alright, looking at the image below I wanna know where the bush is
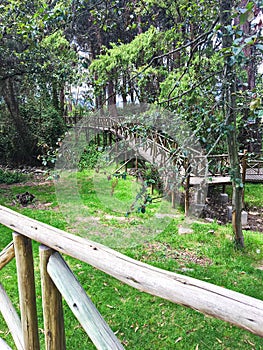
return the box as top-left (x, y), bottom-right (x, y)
top-left (0, 169), bottom-right (27, 184)
top-left (78, 144), bottom-right (100, 170)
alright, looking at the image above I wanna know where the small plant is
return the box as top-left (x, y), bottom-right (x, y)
top-left (0, 169), bottom-right (27, 184)
top-left (78, 144), bottom-right (101, 170)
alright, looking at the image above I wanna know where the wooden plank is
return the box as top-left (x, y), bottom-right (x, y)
top-left (13, 233), bottom-right (40, 350)
top-left (0, 241), bottom-right (15, 270)
top-left (0, 206), bottom-right (262, 337)
top-left (47, 252), bottom-right (124, 350)
top-left (39, 245), bottom-right (66, 350)
top-left (0, 283), bottom-right (24, 350)
top-left (0, 337), bottom-right (12, 350)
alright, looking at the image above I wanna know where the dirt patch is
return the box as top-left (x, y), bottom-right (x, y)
top-left (0, 179), bottom-right (54, 190)
top-left (26, 201), bottom-right (60, 211)
top-left (142, 242), bottom-right (213, 267)
top-left (247, 208), bottom-right (263, 232)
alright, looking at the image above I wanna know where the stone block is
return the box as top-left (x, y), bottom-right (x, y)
top-left (219, 193), bottom-right (229, 204)
top-left (241, 211), bottom-right (248, 226)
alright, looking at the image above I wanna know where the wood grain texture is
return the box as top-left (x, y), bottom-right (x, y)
top-left (0, 283), bottom-right (24, 350)
top-left (13, 232), bottom-right (40, 350)
top-left (39, 245), bottom-right (66, 350)
top-left (0, 241), bottom-right (15, 270)
top-left (0, 205), bottom-right (261, 337)
top-left (47, 252), bottom-right (124, 349)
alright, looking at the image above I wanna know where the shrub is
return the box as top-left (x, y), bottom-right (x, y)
top-left (78, 144), bottom-right (100, 170)
top-left (0, 169), bottom-right (27, 184)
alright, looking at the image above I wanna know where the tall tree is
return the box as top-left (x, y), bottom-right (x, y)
top-left (0, 0), bottom-right (77, 163)
top-left (220, 0), bottom-right (245, 248)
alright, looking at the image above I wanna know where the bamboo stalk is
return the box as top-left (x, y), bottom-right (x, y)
top-left (0, 207), bottom-right (261, 337)
top-left (0, 241), bottom-right (15, 270)
top-left (47, 252), bottom-right (124, 349)
top-left (39, 245), bottom-right (66, 350)
top-left (13, 232), bottom-right (40, 350)
top-left (0, 283), bottom-right (24, 350)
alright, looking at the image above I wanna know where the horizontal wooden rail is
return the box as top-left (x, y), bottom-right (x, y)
top-left (0, 205), bottom-right (263, 337)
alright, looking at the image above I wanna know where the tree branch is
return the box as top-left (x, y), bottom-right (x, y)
top-left (159, 70), bottom-right (222, 105)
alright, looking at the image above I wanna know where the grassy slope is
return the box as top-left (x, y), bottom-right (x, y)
top-left (0, 175), bottom-right (262, 349)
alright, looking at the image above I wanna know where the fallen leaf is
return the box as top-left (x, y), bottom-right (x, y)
top-left (175, 337), bottom-right (183, 343)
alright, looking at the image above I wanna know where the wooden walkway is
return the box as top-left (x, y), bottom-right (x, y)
top-left (190, 172), bottom-right (263, 186)
top-left (65, 115), bottom-right (263, 186)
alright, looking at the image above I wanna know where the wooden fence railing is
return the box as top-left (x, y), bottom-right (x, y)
top-left (0, 205), bottom-right (262, 349)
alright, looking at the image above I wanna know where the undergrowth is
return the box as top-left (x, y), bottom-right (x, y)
top-left (0, 168), bottom-right (28, 184)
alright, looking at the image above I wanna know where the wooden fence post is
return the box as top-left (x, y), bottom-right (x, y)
top-left (39, 245), bottom-right (66, 350)
top-left (13, 232), bottom-right (40, 350)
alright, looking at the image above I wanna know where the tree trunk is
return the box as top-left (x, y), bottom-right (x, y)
top-left (107, 79), bottom-right (117, 117)
top-left (220, 0), bottom-right (245, 248)
top-left (0, 78), bottom-right (34, 163)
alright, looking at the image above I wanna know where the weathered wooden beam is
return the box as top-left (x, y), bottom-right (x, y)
top-left (0, 241), bottom-right (15, 270)
top-left (0, 337), bottom-right (12, 350)
top-left (13, 232), bottom-right (40, 350)
top-left (39, 245), bottom-right (66, 350)
top-left (0, 206), bottom-right (262, 337)
top-left (0, 283), bottom-right (24, 350)
top-left (47, 252), bottom-right (124, 349)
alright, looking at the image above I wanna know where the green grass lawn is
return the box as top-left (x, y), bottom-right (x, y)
top-left (0, 172), bottom-right (262, 349)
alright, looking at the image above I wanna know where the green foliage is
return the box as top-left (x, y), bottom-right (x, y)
top-left (244, 183), bottom-right (263, 208)
top-left (0, 169), bottom-right (27, 184)
top-left (0, 0), bottom-right (78, 164)
top-left (89, 27), bottom-right (175, 103)
top-left (78, 144), bottom-right (101, 171)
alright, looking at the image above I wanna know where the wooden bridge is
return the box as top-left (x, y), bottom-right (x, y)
top-left (62, 114), bottom-right (263, 214)
top-left (64, 114), bottom-right (263, 183)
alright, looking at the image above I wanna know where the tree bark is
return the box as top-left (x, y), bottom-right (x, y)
top-left (107, 78), bottom-right (117, 117)
top-left (0, 78), bottom-right (34, 163)
top-left (220, 0), bottom-right (245, 248)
